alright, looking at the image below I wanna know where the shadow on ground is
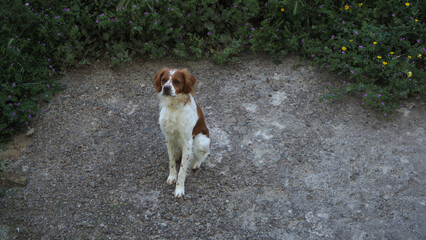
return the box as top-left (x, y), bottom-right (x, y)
top-left (1, 55), bottom-right (425, 239)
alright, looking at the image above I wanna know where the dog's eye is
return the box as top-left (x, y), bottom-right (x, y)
top-left (173, 80), bottom-right (180, 85)
top-left (161, 79), bottom-right (167, 84)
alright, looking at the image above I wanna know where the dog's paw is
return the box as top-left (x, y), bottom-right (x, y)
top-left (174, 186), bottom-right (185, 198)
top-left (192, 162), bottom-right (201, 170)
top-left (167, 175), bottom-right (177, 185)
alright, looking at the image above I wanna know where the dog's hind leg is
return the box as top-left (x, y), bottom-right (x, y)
top-left (192, 134), bottom-right (211, 170)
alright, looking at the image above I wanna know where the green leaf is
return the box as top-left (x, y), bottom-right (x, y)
top-left (103, 33), bottom-right (110, 41)
top-left (204, 21), bottom-right (215, 31)
top-left (293, 1), bottom-right (298, 16)
top-left (71, 4), bottom-right (80, 12)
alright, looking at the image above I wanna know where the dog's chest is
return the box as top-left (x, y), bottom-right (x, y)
top-left (159, 104), bottom-right (197, 137)
top-left (160, 108), bottom-right (181, 133)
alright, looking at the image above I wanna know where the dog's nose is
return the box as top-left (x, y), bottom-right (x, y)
top-left (163, 85), bottom-right (171, 94)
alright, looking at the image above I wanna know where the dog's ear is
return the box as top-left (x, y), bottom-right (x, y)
top-left (154, 68), bottom-right (169, 92)
top-left (181, 69), bottom-right (197, 94)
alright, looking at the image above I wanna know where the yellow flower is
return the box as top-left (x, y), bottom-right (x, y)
top-left (377, 56), bottom-right (382, 59)
top-left (415, 19), bottom-right (419, 22)
top-left (383, 61), bottom-right (388, 65)
top-left (418, 54), bottom-right (422, 58)
top-left (359, 3), bottom-right (363, 7)
top-left (349, 39), bottom-right (353, 42)
top-left (281, 8), bottom-right (285, 12)
top-left (341, 46), bottom-right (347, 51)
top-left (344, 5), bottom-right (349, 10)
top-left (373, 41), bottom-right (377, 45)
top-left (390, 52), bottom-right (394, 55)
top-left (340, 8), bottom-right (342, 11)
top-left (408, 55), bottom-right (412, 58)
top-left (405, 2), bottom-right (410, 7)
top-left (407, 71), bottom-right (412, 77)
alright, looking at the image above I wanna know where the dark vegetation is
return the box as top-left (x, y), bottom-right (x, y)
top-left (1, 0), bottom-right (425, 140)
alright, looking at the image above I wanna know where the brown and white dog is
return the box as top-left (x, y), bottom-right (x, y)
top-left (154, 68), bottom-right (211, 198)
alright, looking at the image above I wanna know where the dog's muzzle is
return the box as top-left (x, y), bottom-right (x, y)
top-left (163, 85), bottom-right (172, 96)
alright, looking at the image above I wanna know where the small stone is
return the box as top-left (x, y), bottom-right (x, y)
top-left (100, 223), bottom-right (111, 234)
top-left (26, 128), bottom-right (35, 136)
top-left (406, 102), bottom-right (415, 109)
top-left (4, 173), bottom-right (28, 187)
top-left (128, 105), bottom-right (138, 115)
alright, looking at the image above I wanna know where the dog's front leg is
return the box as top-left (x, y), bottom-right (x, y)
top-left (166, 140), bottom-right (177, 185)
top-left (175, 140), bottom-right (193, 198)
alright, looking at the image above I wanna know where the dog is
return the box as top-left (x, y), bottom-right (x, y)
top-left (154, 68), bottom-right (211, 198)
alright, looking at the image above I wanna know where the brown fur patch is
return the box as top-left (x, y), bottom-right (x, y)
top-left (192, 103), bottom-right (209, 138)
top-left (175, 69), bottom-right (197, 95)
top-left (154, 67), bottom-right (169, 92)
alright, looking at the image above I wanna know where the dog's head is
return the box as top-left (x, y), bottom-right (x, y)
top-left (154, 68), bottom-right (197, 97)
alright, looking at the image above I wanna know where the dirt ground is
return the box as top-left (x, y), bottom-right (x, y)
top-left (1, 55), bottom-right (425, 239)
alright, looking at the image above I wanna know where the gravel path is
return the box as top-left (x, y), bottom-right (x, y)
top-left (1, 55), bottom-right (425, 239)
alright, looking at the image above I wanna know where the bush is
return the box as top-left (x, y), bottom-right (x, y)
top-left (298, 0), bottom-right (426, 115)
top-left (1, 0), bottom-right (425, 140)
top-left (1, 1), bottom-right (61, 141)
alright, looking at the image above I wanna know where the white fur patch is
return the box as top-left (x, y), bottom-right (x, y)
top-left (159, 95), bottom-right (198, 139)
top-left (192, 133), bottom-right (210, 169)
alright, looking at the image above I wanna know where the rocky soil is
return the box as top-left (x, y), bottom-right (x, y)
top-left (1, 55), bottom-right (425, 239)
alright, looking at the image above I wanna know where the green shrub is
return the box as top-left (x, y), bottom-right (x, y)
top-left (1, 0), bottom-right (425, 140)
top-left (1, 1), bottom-right (60, 141)
top-left (298, 0), bottom-right (426, 115)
